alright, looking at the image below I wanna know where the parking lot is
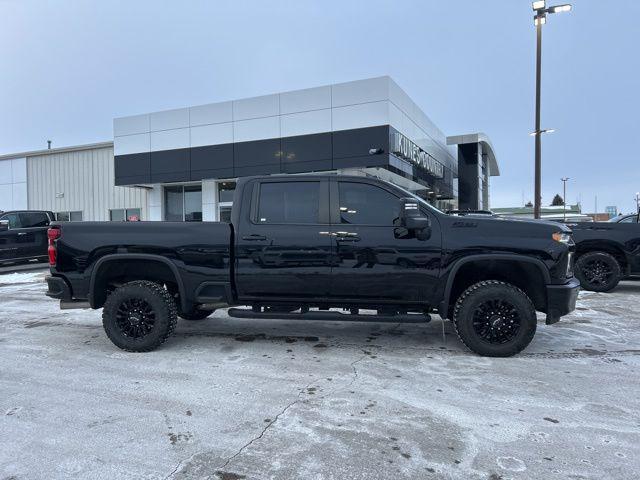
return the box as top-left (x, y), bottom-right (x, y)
top-left (1, 268), bottom-right (638, 480)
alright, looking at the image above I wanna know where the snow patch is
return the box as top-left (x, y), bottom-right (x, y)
top-left (0, 271), bottom-right (46, 284)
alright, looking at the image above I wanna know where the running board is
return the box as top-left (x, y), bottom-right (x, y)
top-left (227, 308), bottom-right (431, 323)
top-left (60, 300), bottom-right (91, 310)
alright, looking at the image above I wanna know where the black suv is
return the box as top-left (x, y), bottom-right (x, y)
top-left (0, 210), bottom-right (55, 265)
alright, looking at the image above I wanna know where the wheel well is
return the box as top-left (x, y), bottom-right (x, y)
top-left (92, 259), bottom-right (181, 309)
top-left (575, 243), bottom-right (627, 273)
top-left (446, 259), bottom-right (547, 318)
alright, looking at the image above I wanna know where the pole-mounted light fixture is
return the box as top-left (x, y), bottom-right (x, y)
top-left (529, 128), bottom-right (555, 136)
top-left (531, 0), bottom-right (572, 220)
top-left (561, 177), bottom-right (570, 222)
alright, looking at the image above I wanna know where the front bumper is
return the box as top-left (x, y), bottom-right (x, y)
top-left (545, 277), bottom-right (580, 324)
top-left (45, 275), bottom-right (72, 301)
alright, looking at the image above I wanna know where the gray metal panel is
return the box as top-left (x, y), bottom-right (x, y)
top-left (26, 146), bottom-right (148, 221)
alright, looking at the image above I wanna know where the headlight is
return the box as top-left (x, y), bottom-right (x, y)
top-left (552, 232), bottom-right (571, 244)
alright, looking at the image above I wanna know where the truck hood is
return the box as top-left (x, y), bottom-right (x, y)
top-left (442, 215), bottom-right (572, 244)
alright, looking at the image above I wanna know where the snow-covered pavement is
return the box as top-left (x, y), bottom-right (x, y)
top-left (1, 269), bottom-right (639, 479)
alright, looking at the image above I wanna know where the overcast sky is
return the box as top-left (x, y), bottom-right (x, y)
top-left (1, 0), bottom-right (638, 213)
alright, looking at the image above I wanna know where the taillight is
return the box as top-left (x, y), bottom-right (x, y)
top-left (47, 227), bottom-right (61, 266)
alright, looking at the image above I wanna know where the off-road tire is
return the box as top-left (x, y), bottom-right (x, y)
top-left (453, 280), bottom-right (537, 357)
top-left (178, 307), bottom-right (215, 321)
top-left (102, 280), bottom-right (177, 352)
top-left (575, 251), bottom-right (622, 292)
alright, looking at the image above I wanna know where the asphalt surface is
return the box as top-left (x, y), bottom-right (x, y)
top-left (0, 260), bottom-right (49, 275)
top-left (1, 269), bottom-right (639, 480)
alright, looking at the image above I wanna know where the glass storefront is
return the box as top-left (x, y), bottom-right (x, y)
top-left (217, 181), bottom-right (235, 222)
top-left (164, 185), bottom-right (202, 222)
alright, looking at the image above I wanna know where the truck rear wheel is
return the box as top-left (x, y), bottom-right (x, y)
top-left (575, 251), bottom-right (622, 292)
top-left (102, 280), bottom-right (177, 352)
top-left (452, 280), bottom-right (537, 357)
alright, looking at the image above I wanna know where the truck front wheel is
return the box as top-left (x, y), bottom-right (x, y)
top-left (102, 280), bottom-right (178, 352)
top-left (452, 280), bottom-right (537, 357)
top-left (575, 251), bottom-right (622, 292)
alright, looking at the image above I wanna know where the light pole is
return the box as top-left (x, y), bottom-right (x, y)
top-left (561, 177), bottom-right (569, 221)
top-left (636, 192), bottom-right (640, 220)
top-left (531, 1), bottom-right (572, 219)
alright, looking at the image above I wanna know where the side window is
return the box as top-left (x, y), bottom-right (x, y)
top-left (338, 182), bottom-right (400, 225)
top-left (1, 213), bottom-right (21, 228)
top-left (110, 209), bottom-right (125, 222)
top-left (619, 216), bottom-right (635, 223)
top-left (258, 182), bottom-right (320, 224)
top-left (19, 212), bottom-right (49, 228)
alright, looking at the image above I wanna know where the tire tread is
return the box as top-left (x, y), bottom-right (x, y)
top-left (102, 280), bottom-right (177, 352)
top-left (452, 280), bottom-right (536, 357)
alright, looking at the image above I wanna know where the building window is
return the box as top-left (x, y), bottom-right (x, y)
top-left (110, 208), bottom-right (141, 222)
top-left (164, 185), bottom-right (202, 222)
top-left (217, 181), bottom-right (235, 222)
top-left (218, 181), bottom-right (236, 203)
top-left (219, 205), bottom-right (232, 223)
top-left (56, 211), bottom-right (83, 222)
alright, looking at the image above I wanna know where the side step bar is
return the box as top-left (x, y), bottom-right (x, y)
top-left (60, 300), bottom-right (91, 310)
top-left (227, 308), bottom-right (431, 323)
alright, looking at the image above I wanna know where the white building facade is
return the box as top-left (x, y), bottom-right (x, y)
top-left (0, 77), bottom-right (498, 222)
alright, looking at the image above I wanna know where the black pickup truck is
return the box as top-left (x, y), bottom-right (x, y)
top-left (570, 217), bottom-right (640, 291)
top-left (0, 210), bottom-right (55, 265)
top-left (45, 175), bottom-right (579, 357)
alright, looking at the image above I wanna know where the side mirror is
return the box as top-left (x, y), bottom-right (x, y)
top-left (398, 198), bottom-right (431, 240)
top-left (0, 220), bottom-right (9, 232)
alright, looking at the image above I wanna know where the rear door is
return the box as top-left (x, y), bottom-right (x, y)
top-left (18, 212), bottom-right (51, 258)
top-left (235, 178), bottom-right (333, 300)
top-left (328, 179), bottom-right (442, 304)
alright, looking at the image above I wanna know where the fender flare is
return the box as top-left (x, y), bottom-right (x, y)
top-left (438, 254), bottom-right (551, 318)
top-left (89, 253), bottom-right (188, 311)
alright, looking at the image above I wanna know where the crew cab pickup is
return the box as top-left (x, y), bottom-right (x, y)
top-left (45, 175), bottom-right (579, 357)
top-left (570, 218), bottom-right (640, 291)
top-left (0, 210), bottom-right (55, 265)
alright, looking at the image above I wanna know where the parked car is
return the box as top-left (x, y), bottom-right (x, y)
top-left (570, 221), bottom-right (640, 291)
top-left (608, 213), bottom-right (639, 224)
top-left (0, 210), bottom-right (55, 265)
top-left (45, 175), bottom-right (579, 357)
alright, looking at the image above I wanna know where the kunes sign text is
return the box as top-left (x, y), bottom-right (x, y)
top-left (390, 132), bottom-right (444, 178)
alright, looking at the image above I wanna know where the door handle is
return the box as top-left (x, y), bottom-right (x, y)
top-left (335, 232), bottom-right (360, 242)
top-left (17, 232), bottom-right (27, 236)
top-left (242, 234), bottom-right (267, 241)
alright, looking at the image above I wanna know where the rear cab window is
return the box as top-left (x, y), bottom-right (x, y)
top-left (256, 181), bottom-right (321, 224)
top-left (19, 212), bottom-right (50, 228)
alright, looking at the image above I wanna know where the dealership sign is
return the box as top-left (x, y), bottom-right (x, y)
top-left (390, 131), bottom-right (444, 178)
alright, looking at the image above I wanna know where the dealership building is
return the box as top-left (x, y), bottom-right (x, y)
top-left (0, 77), bottom-right (499, 221)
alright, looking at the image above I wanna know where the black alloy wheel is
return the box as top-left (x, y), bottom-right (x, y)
top-left (453, 280), bottom-right (537, 357)
top-left (575, 251), bottom-right (622, 292)
top-left (471, 299), bottom-right (521, 345)
top-left (115, 298), bottom-right (156, 339)
top-left (102, 280), bottom-right (177, 352)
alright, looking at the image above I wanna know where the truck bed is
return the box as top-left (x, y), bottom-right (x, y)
top-left (51, 221), bottom-right (233, 306)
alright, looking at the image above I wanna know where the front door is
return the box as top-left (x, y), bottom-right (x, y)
top-left (0, 213), bottom-right (22, 261)
top-left (329, 179), bottom-right (442, 304)
top-left (235, 178), bottom-right (333, 300)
